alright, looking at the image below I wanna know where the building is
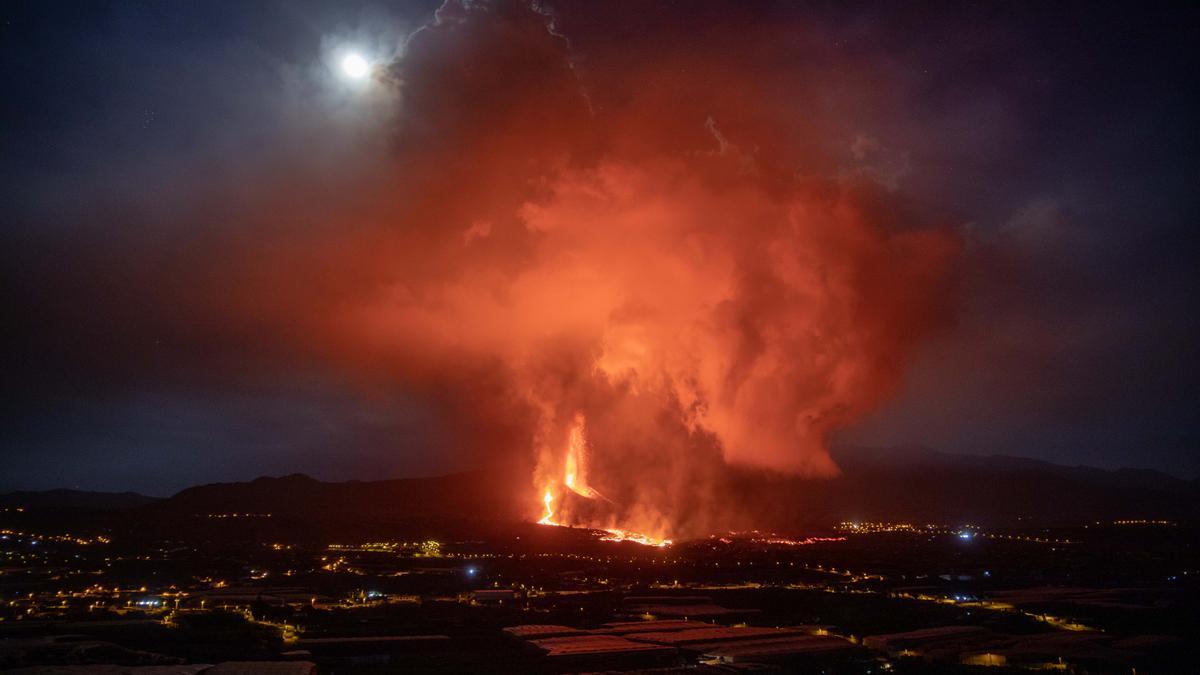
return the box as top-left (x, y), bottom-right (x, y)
top-left (703, 635), bottom-right (857, 666)
top-left (468, 589), bottom-right (518, 605)
top-left (862, 625), bottom-right (989, 658)
top-left (503, 624), bottom-right (678, 670)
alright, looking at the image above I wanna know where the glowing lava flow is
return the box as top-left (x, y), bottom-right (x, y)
top-left (537, 489), bottom-right (555, 526)
top-left (598, 528), bottom-right (673, 547)
top-left (536, 415), bottom-right (671, 547)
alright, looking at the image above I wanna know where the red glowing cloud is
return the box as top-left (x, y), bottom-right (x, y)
top-left (194, 0), bottom-right (961, 538)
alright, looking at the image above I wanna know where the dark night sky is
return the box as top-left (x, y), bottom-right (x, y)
top-left (1, 1), bottom-right (1197, 495)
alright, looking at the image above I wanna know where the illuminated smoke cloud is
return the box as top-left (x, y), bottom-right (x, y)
top-left (212, 0), bottom-right (960, 539)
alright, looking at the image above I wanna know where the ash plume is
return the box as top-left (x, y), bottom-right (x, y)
top-left (21, 1), bottom-right (960, 536)
top-left (255, 0), bottom-right (960, 539)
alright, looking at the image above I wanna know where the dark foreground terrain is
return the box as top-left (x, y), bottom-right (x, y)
top-left (1, 480), bottom-right (1197, 675)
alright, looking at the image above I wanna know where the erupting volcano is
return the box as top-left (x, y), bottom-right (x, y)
top-left (537, 415), bottom-right (672, 547)
top-left (300, 2), bottom-right (963, 542)
top-left (111, 1), bottom-right (960, 542)
top-left (5, 0), bottom-right (1197, 669)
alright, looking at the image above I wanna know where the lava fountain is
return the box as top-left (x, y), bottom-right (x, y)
top-left (536, 414), bottom-right (672, 547)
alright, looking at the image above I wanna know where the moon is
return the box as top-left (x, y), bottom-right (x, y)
top-left (341, 53), bottom-right (370, 80)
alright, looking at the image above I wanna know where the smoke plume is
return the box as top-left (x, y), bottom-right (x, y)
top-left (205, 1), bottom-right (960, 538)
top-left (253, 0), bottom-right (955, 535)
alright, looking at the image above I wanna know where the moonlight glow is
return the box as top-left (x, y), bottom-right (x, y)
top-left (341, 53), bottom-right (370, 80)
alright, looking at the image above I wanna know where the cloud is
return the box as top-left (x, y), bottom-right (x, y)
top-left (3, 1), bottom-right (963, 528)
top-left (195, 0), bottom-right (959, 537)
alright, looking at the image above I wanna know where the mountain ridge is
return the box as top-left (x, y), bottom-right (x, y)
top-left (4, 448), bottom-right (1196, 532)
top-left (0, 488), bottom-right (160, 511)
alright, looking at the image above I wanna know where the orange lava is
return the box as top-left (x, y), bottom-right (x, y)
top-left (537, 489), bottom-right (555, 526)
top-left (597, 528), bottom-right (672, 547)
top-left (536, 415), bottom-right (671, 547)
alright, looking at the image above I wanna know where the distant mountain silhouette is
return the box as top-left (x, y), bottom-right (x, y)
top-left (6, 449), bottom-right (1196, 538)
top-left (831, 445), bottom-right (1191, 493)
top-left (749, 445), bottom-right (1200, 527)
top-left (0, 489), bottom-right (159, 511)
top-left (154, 470), bottom-right (525, 524)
